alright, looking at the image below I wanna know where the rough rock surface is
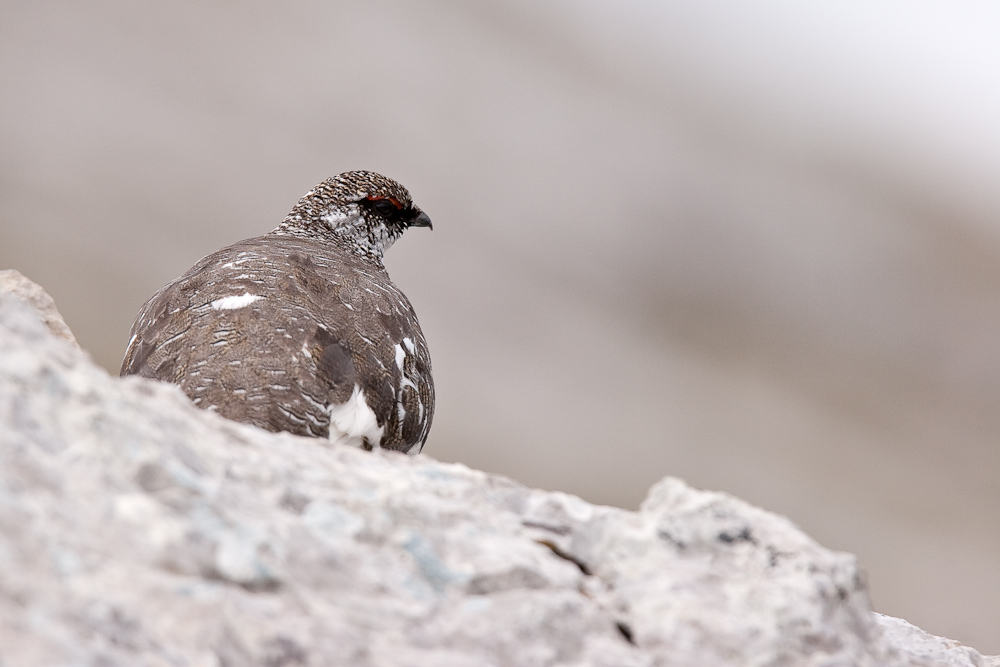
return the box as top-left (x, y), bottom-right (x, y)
top-left (0, 269), bottom-right (79, 347)
top-left (0, 277), bottom-right (996, 667)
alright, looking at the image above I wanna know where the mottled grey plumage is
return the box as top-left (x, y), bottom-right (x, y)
top-left (121, 171), bottom-right (434, 453)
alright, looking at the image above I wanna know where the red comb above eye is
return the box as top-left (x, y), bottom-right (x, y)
top-left (366, 196), bottom-right (403, 209)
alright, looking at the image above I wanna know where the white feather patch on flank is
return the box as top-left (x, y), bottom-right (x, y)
top-left (328, 385), bottom-right (384, 450)
top-left (394, 343), bottom-right (406, 370)
top-left (211, 293), bottom-right (263, 310)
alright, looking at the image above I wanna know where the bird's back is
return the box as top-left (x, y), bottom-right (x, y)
top-left (121, 234), bottom-right (434, 452)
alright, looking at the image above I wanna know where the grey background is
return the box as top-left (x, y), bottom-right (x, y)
top-left (2, 0), bottom-right (999, 652)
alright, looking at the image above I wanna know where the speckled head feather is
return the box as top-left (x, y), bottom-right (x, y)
top-left (273, 171), bottom-right (432, 263)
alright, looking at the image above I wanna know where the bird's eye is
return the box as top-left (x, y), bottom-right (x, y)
top-left (368, 197), bottom-right (400, 217)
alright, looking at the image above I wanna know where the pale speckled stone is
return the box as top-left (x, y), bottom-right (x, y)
top-left (0, 269), bottom-right (78, 347)
top-left (874, 615), bottom-right (1000, 667)
top-left (0, 279), bottom-right (995, 667)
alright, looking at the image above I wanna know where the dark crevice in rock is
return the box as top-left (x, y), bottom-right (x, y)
top-left (616, 621), bottom-right (636, 646)
top-left (521, 519), bottom-right (571, 535)
top-left (535, 539), bottom-right (592, 576)
top-left (717, 527), bottom-right (756, 545)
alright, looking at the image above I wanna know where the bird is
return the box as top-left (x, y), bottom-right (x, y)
top-left (120, 170), bottom-right (434, 454)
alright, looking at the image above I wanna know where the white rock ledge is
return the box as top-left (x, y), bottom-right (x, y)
top-left (0, 274), bottom-right (996, 667)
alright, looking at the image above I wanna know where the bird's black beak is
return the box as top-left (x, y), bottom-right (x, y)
top-left (409, 208), bottom-right (433, 230)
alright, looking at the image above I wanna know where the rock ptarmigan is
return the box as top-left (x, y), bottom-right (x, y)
top-left (120, 171), bottom-right (434, 454)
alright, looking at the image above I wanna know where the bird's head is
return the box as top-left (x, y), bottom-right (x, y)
top-left (274, 170), bottom-right (432, 261)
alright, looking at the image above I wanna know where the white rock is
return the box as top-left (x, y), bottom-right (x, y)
top-left (0, 276), bottom-right (995, 666)
top-left (0, 268), bottom-right (79, 347)
top-left (874, 614), bottom-right (1000, 667)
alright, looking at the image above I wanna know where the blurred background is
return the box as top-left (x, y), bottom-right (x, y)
top-left (2, 0), bottom-right (999, 651)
